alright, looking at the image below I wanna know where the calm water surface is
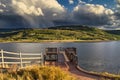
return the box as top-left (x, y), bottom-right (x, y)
top-left (0, 41), bottom-right (120, 74)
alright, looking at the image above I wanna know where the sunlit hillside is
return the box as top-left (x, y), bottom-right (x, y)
top-left (0, 26), bottom-right (120, 42)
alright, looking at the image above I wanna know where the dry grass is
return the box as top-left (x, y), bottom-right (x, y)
top-left (0, 65), bottom-right (77, 80)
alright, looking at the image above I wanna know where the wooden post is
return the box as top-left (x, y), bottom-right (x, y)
top-left (19, 52), bottom-right (23, 68)
top-left (1, 49), bottom-right (4, 68)
top-left (41, 53), bottom-right (44, 66)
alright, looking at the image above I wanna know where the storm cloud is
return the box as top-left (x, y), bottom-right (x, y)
top-left (0, 0), bottom-right (119, 29)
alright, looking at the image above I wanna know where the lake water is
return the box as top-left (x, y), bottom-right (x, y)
top-left (0, 41), bottom-right (120, 74)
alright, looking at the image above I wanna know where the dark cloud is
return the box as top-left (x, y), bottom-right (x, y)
top-left (0, 0), bottom-right (119, 29)
top-left (0, 14), bottom-right (31, 28)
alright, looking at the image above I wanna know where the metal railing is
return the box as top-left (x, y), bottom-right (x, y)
top-left (0, 49), bottom-right (44, 68)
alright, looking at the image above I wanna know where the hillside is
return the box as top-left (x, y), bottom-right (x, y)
top-left (0, 26), bottom-right (120, 42)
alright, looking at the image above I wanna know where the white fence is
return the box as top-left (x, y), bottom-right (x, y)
top-left (0, 49), bottom-right (44, 68)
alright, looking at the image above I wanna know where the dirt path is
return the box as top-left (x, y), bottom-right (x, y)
top-left (57, 53), bottom-right (101, 80)
top-left (67, 62), bottom-right (99, 80)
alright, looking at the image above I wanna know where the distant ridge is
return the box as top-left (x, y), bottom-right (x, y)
top-left (48, 25), bottom-right (95, 30)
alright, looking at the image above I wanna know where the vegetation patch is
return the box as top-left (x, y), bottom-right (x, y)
top-left (0, 65), bottom-right (76, 80)
top-left (90, 71), bottom-right (120, 80)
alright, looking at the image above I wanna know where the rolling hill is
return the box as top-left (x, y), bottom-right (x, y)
top-left (0, 25), bottom-right (120, 42)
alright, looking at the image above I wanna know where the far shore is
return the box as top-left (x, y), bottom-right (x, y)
top-left (0, 39), bottom-right (116, 43)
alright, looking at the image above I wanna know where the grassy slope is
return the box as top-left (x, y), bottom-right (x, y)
top-left (0, 26), bottom-right (120, 42)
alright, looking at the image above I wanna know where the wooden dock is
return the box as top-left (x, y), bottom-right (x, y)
top-left (44, 47), bottom-right (116, 80)
top-left (45, 48), bottom-right (100, 80)
top-left (58, 50), bottom-right (100, 80)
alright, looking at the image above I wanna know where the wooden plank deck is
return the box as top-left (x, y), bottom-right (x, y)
top-left (45, 51), bottom-right (102, 80)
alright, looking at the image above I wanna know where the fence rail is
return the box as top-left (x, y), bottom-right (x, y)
top-left (0, 49), bottom-right (44, 68)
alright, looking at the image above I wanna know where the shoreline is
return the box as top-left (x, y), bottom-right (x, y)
top-left (0, 40), bottom-right (117, 43)
top-left (76, 65), bottom-right (120, 79)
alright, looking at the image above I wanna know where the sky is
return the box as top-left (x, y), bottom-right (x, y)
top-left (0, 0), bottom-right (120, 29)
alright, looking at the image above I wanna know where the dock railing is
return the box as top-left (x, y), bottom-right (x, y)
top-left (0, 49), bottom-right (44, 69)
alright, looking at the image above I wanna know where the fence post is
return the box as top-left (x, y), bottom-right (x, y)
top-left (19, 52), bottom-right (23, 68)
top-left (41, 53), bottom-right (44, 66)
top-left (1, 49), bottom-right (4, 68)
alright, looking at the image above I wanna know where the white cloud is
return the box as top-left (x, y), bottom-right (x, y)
top-left (74, 4), bottom-right (114, 15)
top-left (53, 13), bottom-right (57, 16)
top-left (0, 2), bottom-right (6, 13)
top-left (73, 3), bottom-right (114, 26)
top-left (0, 9), bottom-right (4, 12)
top-left (112, 0), bottom-right (120, 28)
top-left (69, 0), bottom-right (74, 4)
top-left (11, 0), bottom-right (65, 17)
top-left (73, 4), bottom-right (114, 19)
top-left (78, 0), bottom-right (86, 4)
top-left (10, 0), bottom-right (66, 27)
top-left (116, 0), bottom-right (120, 11)
top-left (0, 2), bottom-right (6, 7)
top-left (12, 0), bottom-right (44, 16)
